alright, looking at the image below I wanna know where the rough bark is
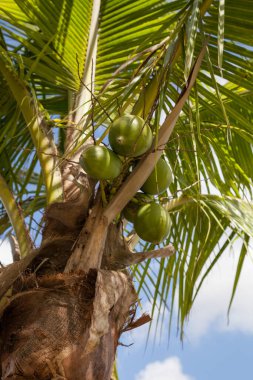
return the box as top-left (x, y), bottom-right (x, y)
top-left (0, 183), bottom-right (131, 378)
top-left (0, 159), bottom-right (153, 379)
top-left (0, 193), bottom-right (148, 380)
top-left (0, 271), bottom-right (137, 380)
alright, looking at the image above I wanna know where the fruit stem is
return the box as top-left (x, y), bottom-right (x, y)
top-left (100, 181), bottom-right (108, 206)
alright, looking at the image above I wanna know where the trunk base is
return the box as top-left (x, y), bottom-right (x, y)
top-left (0, 271), bottom-right (135, 380)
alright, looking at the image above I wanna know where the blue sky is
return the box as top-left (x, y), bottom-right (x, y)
top-left (118, 328), bottom-right (253, 380)
top-left (116, 242), bottom-right (253, 380)
top-left (1, 239), bottom-right (253, 380)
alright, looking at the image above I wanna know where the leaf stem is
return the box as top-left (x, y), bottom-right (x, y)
top-left (0, 53), bottom-right (63, 204)
top-left (0, 174), bottom-right (33, 257)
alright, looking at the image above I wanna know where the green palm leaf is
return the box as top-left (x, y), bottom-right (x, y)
top-left (0, 0), bottom-right (93, 89)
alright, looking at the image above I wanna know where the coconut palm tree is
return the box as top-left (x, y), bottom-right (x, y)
top-left (0, 0), bottom-right (252, 378)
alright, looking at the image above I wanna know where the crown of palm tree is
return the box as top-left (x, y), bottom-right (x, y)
top-left (0, 0), bottom-right (252, 340)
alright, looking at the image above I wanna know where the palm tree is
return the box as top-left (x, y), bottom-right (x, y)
top-left (0, 0), bottom-right (252, 378)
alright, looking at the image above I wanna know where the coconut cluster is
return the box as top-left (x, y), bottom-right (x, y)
top-left (79, 114), bottom-right (172, 244)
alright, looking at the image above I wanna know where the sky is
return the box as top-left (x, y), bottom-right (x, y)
top-left (117, 241), bottom-right (253, 380)
top-left (1, 239), bottom-right (253, 380)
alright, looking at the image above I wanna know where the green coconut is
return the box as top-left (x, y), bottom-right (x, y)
top-left (123, 193), bottom-right (153, 222)
top-left (141, 158), bottom-right (173, 195)
top-left (122, 202), bottom-right (138, 223)
top-left (109, 114), bottom-right (153, 157)
top-left (134, 202), bottom-right (171, 243)
top-left (79, 145), bottom-right (122, 180)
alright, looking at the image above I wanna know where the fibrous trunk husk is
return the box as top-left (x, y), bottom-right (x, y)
top-left (0, 270), bottom-right (137, 380)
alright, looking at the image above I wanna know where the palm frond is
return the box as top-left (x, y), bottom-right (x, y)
top-left (0, 0), bottom-right (93, 90)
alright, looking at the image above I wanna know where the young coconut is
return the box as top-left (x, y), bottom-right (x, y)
top-left (79, 145), bottom-right (122, 180)
top-left (109, 114), bottom-right (153, 157)
top-left (123, 193), bottom-right (153, 223)
top-left (141, 158), bottom-right (173, 195)
top-left (134, 202), bottom-right (171, 243)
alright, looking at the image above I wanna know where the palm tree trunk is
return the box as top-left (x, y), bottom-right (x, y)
top-left (0, 189), bottom-right (137, 380)
top-left (0, 270), bottom-right (135, 380)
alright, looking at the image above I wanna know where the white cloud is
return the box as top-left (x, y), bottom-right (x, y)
top-left (185, 243), bottom-right (253, 342)
top-left (0, 239), bottom-right (12, 266)
top-left (135, 356), bottom-right (194, 380)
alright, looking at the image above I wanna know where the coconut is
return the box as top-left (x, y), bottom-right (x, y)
top-left (109, 114), bottom-right (152, 157)
top-left (134, 202), bottom-right (171, 243)
top-left (79, 145), bottom-right (122, 180)
top-left (141, 158), bottom-right (172, 195)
